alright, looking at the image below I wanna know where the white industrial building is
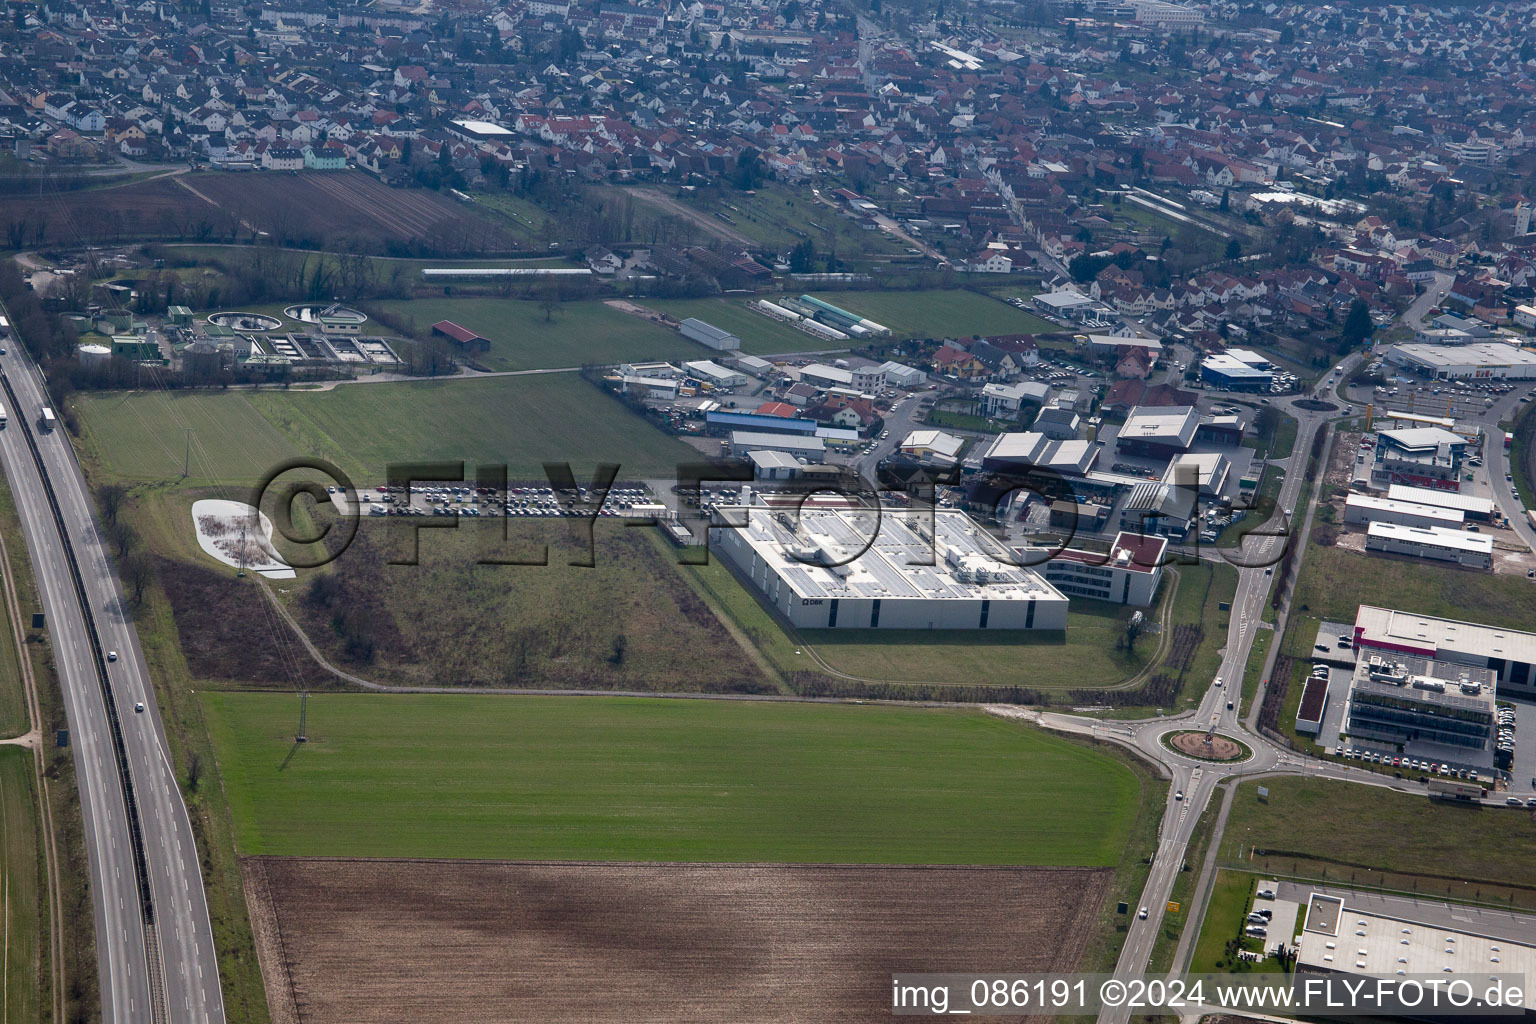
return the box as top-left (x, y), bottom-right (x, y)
top-left (1344, 493), bottom-right (1465, 530)
top-left (620, 361), bottom-right (681, 379)
top-left (1116, 405), bottom-right (1200, 457)
top-left (1385, 340), bottom-right (1536, 380)
top-left (1295, 892), bottom-right (1536, 1006)
top-left (1023, 532), bottom-right (1167, 606)
top-left (714, 500), bottom-right (1069, 630)
top-left (679, 318), bottom-right (741, 351)
top-left (729, 431), bottom-right (825, 462)
top-left (684, 360), bottom-right (748, 388)
top-left (1386, 483), bottom-right (1494, 521)
top-left (1032, 289), bottom-right (1095, 319)
top-left (1164, 452), bottom-right (1229, 498)
top-left (798, 362), bottom-right (884, 392)
top-left (1365, 522), bottom-right (1492, 569)
top-left (876, 360), bottom-right (927, 389)
top-left (1354, 605), bottom-right (1536, 699)
top-left (980, 431), bottom-right (1097, 476)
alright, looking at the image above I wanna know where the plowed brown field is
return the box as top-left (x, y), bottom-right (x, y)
top-left (244, 857), bottom-right (1111, 1024)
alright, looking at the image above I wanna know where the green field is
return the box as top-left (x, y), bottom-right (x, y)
top-left (0, 748), bottom-right (41, 1024)
top-left (372, 296), bottom-right (704, 371)
top-left (202, 693), bottom-right (1143, 864)
top-left (1188, 869), bottom-right (1267, 973)
top-left (644, 297), bottom-right (845, 355)
top-left (1221, 777), bottom-right (1536, 902)
top-left (76, 374), bottom-right (697, 486)
top-left (1292, 545), bottom-right (1536, 632)
top-left (801, 602), bottom-right (1149, 690)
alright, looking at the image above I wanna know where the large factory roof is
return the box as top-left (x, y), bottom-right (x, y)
top-left (719, 505), bottom-right (1063, 604)
top-left (1354, 605), bottom-right (1536, 666)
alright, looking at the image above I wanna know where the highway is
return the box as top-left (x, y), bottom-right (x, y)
top-left (0, 348), bottom-right (224, 1024)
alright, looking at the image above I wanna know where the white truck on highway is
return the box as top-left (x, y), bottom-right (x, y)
top-left (0, 403), bottom-right (7, 427)
top-left (39, 406), bottom-right (54, 431)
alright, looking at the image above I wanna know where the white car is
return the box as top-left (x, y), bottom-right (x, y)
top-left (1138, 906), bottom-right (1149, 919)
top-left (134, 702), bottom-right (144, 714)
top-left (107, 650), bottom-right (118, 662)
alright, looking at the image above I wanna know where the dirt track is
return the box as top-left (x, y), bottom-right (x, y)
top-left (624, 187), bottom-right (755, 247)
top-left (244, 857), bottom-right (1112, 1024)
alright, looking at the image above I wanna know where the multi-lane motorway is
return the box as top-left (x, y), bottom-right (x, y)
top-left (0, 346), bottom-right (223, 1024)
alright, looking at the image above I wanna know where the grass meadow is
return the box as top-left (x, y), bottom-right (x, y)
top-left (202, 693), bottom-right (1143, 865)
top-left (75, 374), bottom-right (697, 486)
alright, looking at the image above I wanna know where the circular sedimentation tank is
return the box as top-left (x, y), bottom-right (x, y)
top-left (207, 311), bottom-right (282, 332)
top-left (282, 303), bottom-right (367, 324)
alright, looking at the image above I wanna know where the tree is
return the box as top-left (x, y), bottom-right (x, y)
top-left (122, 552), bottom-right (152, 606)
top-left (539, 277), bottom-right (561, 322)
top-left (1219, 188), bottom-right (1229, 212)
top-left (1225, 238), bottom-right (1243, 260)
top-left (96, 484), bottom-right (126, 526)
top-left (1341, 298), bottom-right (1373, 348)
top-left (1123, 611), bottom-right (1145, 653)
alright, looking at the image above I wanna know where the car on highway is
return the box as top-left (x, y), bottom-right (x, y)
top-left (134, 701), bottom-right (144, 713)
top-left (1508, 797), bottom-right (1525, 807)
top-left (107, 650), bottom-right (117, 662)
top-left (1174, 790), bottom-right (1183, 801)
top-left (1138, 906), bottom-right (1148, 919)
top-left (1226, 701), bottom-right (1234, 710)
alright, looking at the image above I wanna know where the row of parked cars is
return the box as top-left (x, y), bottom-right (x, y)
top-left (1496, 706), bottom-right (1518, 760)
top-left (1338, 747), bottom-right (1480, 781)
top-left (360, 484), bottom-right (655, 518)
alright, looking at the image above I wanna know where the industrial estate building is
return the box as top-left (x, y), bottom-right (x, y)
top-left (1385, 483), bottom-right (1493, 521)
top-left (1296, 890), bottom-right (1536, 1008)
top-left (1024, 531), bottom-right (1166, 606)
top-left (1344, 493), bottom-right (1465, 530)
top-left (1345, 653), bottom-right (1497, 752)
top-left (1364, 522), bottom-right (1492, 569)
top-left (679, 318), bottom-right (740, 351)
top-left (980, 431), bottom-right (1098, 476)
top-left (1385, 339), bottom-right (1536, 379)
top-left (1353, 605), bottom-right (1536, 699)
top-left (714, 499), bottom-right (1068, 630)
top-left (1369, 426), bottom-right (1470, 490)
top-left (1201, 348), bottom-right (1275, 390)
top-left (1116, 406), bottom-right (1201, 458)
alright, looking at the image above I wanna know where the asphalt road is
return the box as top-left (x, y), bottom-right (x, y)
top-left (0, 352), bottom-right (223, 1024)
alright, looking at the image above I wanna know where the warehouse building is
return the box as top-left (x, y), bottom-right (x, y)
top-left (1023, 531), bottom-right (1166, 606)
top-left (981, 431), bottom-right (1098, 476)
top-left (729, 431), bottom-right (825, 462)
top-left (1120, 480), bottom-right (1196, 538)
top-left (1032, 289), bottom-right (1095, 319)
top-left (1201, 351), bottom-right (1274, 391)
top-left (714, 501), bottom-right (1068, 630)
top-left (1386, 483), bottom-right (1493, 521)
top-left (707, 410), bottom-right (819, 435)
top-left (1116, 405), bottom-right (1201, 458)
top-left (1295, 891), bottom-right (1536, 1008)
top-left (1344, 493), bottom-right (1465, 530)
top-left (1345, 653), bottom-right (1496, 752)
top-left (1365, 522), bottom-right (1491, 569)
top-left (685, 360), bottom-right (749, 389)
top-left (679, 318), bottom-right (741, 351)
top-left (1385, 340), bottom-right (1536, 380)
top-left (877, 360), bottom-right (927, 389)
top-left (1164, 452), bottom-right (1229, 498)
top-left (1354, 605), bottom-right (1536, 699)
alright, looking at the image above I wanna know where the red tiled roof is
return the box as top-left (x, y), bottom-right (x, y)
top-left (431, 320), bottom-right (485, 344)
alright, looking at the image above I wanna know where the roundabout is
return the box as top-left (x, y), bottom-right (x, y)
top-left (1163, 730), bottom-right (1252, 763)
